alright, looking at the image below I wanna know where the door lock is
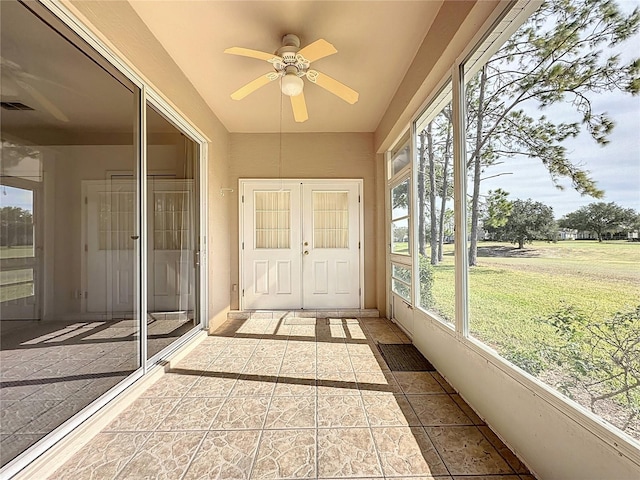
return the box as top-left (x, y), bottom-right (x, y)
top-left (303, 241), bottom-right (308, 246)
top-left (304, 250), bottom-right (309, 255)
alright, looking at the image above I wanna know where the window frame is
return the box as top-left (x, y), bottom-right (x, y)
top-left (1, 1), bottom-right (211, 477)
top-left (385, 0), bottom-right (640, 462)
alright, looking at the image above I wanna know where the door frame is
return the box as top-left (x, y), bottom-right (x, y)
top-left (239, 178), bottom-right (364, 311)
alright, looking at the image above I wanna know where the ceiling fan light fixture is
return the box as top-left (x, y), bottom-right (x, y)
top-left (281, 72), bottom-right (304, 97)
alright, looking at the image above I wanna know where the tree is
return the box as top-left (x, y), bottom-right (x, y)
top-left (0, 206), bottom-right (33, 247)
top-left (466, 0), bottom-right (640, 266)
top-left (559, 202), bottom-right (638, 241)
top-left (483, 188), bottom-right (513, 232)
top-left (488, 199), bottom-right (557, 248)
top-left (545, 303), bottom-right (640, 434)
top-left (417, 104), bottom-right (454, 265)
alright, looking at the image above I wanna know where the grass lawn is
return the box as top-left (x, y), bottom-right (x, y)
top-left (421, 240), bottom-right (640, 437)
top-left (426, 240), bottom-right (639, 349)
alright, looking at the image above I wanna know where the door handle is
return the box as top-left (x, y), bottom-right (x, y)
top-left (304, 250), bottom-right (309, 255)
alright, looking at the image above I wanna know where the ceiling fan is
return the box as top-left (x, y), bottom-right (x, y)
top-left (225, 34), bottom-right (359, 123)
top-left (1, 56), bottom-right (69, 122)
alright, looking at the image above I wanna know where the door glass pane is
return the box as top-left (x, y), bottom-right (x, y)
top-left (254, 191), bottom-right (290, 249)
top-left (146, 104), bottom-right (200, 360)
top-left (0, 0), bottom-right (140, 466)
top-left (391, 263), bottom-right (411, 301)
top-left (391, 179), bottom-right (410, 256)
top-left (313, 191), bottom-right (348, 248)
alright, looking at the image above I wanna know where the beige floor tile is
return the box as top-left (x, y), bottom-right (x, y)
top-left (453, 476), bottom-right (523, 480)
top-left (426, 426), bottom-right (514, 476)
top-left (273, 375), bottom-right (316, 396)
top-left (264, 396), bottom-right (316, 429)
top-left (316, 372), bottom-right (359, 395)
top-left (317, 355), bottom-right (353, 374)
top-left (362, 394), bottom-right (420, 427)
top-left (451, 394), bottom-right (485, 425)
top-left (140, 373), bottom-right (200, 398)
top-left (317, 342), bottom-right (349, 356)
top-left (478, 426), bottom-right (530, 474)
top-left (317, 395), bottom-right (368, 428)
top-left (48, 432), bottom-right (149, 480)
top-left (186, 374), bottom-right (238, 397)
top-left (161, 397), bottom-right (225, 430)
top-left (285, 341), bottom-right (316, 355)
top-left (371, 426), bottom-right (449, 477)
top-left (394, 372), bottom-right (446, 394)
top-left (350, 355), bottom-right (387, 373)
top-left (210, 356), bottom-right (248, 374)
top-left (211, 397), bottom-right (270, 430)
top-left (230, 375), bottom-right (277, 397)
top-left (251, 429), bottom-right (316, 479)
top-left (430, 372), bottom-right (456, 393)
top-left (103, 398), bottom-right (178, 432)
top-left (407, 394), bottom-right (473, 426)
top-left (116, 431), bottom-right (204, 479)
top-left (183, 430), bottom-right (261, 479)
top-left (346, 342), bottom-right (377, 356)
top-left (356, 371), bottom-right (401, 395)
top-left (317, 428), bottom-right (382, 478)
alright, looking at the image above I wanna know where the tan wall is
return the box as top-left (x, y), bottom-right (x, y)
top-left (66, 0), bottom-right (232, 330)
top-left (229, 133), bottom-right (376, 310)
top-left (374, 0), bottom-right (500, 153)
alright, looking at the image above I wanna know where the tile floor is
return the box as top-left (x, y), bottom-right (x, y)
top-left (49, 315), bottom-right (535, 479)
top-left (1, 315), bottom-right (195, 467)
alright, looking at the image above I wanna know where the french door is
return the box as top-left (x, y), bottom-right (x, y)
top-left (84, 179), bottom-right (195, 315)
top-left (241, 179), bottom-right (362, 310)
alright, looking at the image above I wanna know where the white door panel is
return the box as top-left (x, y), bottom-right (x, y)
top-left (241, 179), bottom-right (362, 310)
top-left (301, 182), bottom-right (360, 309)
top-left (85, 180), bottom-right (135, 314)
top-left (242, 180), bottom-right (302, 309)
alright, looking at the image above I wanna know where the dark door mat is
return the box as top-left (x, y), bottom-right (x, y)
top-left (377, 343), bottom-right (435, 371)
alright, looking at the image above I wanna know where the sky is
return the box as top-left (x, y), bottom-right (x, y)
top-left (1, 1), bottom-right (638, 222)
top-left (479, 0), bottom-right (640, 218)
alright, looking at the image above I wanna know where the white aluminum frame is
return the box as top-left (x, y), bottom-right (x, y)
top-left (384, 0), bottom-right (640, 468)
top-left (1, 1), bottom-right (210, 477)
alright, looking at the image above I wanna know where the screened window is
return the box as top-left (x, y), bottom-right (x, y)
top-left (414, 83), bottom-right (454, 326)
top-left (463, 0), bottom-right (640, 441)
top-left (390, 178), bottom-right (410, 256)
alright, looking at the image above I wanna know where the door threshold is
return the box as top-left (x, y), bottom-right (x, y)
top-left (227, 308), bottom-right (380, 320)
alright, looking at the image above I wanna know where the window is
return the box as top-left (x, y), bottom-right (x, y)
top-left (463, 0), bottom-right (640, 441)
top-left (389, 133), bottom-right (410, 178)
top-left (391, 263), bottom-right (411, 301)
top-left (414, 83), bottom-right (454, 326)
top-left (390, 178), bottom-right (411, 256)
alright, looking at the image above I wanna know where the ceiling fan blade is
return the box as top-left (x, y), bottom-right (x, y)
top-left (306, 70), bottom-right (359, 104)
top-left (231, 72), bottom-right (279, 100)
top-left (297, 39), bottom-right (337, 63)
top-left (15, 79), bottom-right (69, 122)
top-left (290, 92), bottom-right (308, 123)
top-left (224, 47), bottom-right (282, 64)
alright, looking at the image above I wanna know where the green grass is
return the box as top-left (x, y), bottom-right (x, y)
top-left (421, 240), bottom-right (640, 437)
top-left (425, 241), bottom-right (639, 350)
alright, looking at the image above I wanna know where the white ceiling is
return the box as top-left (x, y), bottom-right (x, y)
top-left (129, 1), bottom-right (443, 133)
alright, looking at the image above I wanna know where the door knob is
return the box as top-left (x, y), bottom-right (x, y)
top-left (304, 250), bottom-right (309, 255)
top-left (303, 241), bottom-right (308, 246)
